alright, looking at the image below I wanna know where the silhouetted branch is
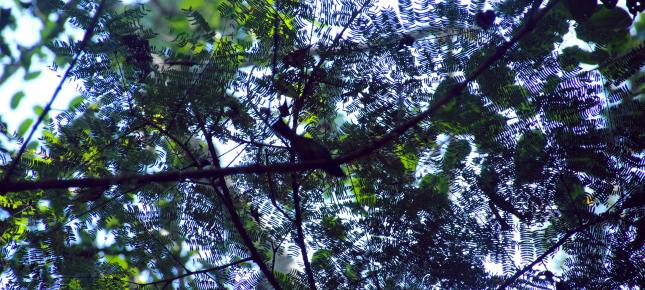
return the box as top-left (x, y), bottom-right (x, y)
top-left (2, 0), bottom-right (107, 183)
top-left (140, 257), bottom-right (252, 287)
top-left (265, 150), bottom-right (293, 222)
top-left (0, 159), bottom-right (341, 193)
top-left (497, 214), bottom-right (615, 289)
top-left (193, 109), bottom-right (284, 290)
top-left (338, 0), bottom-right (559, 163)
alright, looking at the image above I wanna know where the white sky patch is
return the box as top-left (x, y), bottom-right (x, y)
top-left (0, 208), bottom-right (9, 220)
top-left (483, 259), bottom-right (503, 276)
top-left (135, 270), bottom-right (152, 285)
top-left (96, 229), bottom-right (116, 247)
top-left (546, 250), bottom-right (570, 275)
top-left (558, 21), bottom-right (594, 52)
top-left (0, 2), bottom-right (84, 145)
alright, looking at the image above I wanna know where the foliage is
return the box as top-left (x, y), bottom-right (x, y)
top-left (1, 0), bottom-right (644, 289)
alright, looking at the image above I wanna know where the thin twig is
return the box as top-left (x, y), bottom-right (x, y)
top-left (139, 257), bottom-right (253, 287)
top-left (193, 110), bottom-right (283, 290)
top-left (2, 0), bottom-right (107, 183)
top-left (497, 214), bottom-right (614, 289)
top-left (337, 0), bottom-right (560, 164)
top-left (265, 149), bottom-right (293, 221)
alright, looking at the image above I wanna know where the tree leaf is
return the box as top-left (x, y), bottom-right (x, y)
top-left (24, 71), bottom-right (41, 80)
top-left (10, 91), bottom-right (25, 109)
top-left (17, 118), bottom-right (33, 136)
top-left (33, 105), bottom-right (43, 115)
top-left (68, 96), bottom-right (84, 108)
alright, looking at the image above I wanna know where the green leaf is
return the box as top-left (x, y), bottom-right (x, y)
top-left (10, 91), bottom-right (25, 109)
top-left (558, 46), bottom-right (597, 69)
top-left (442, 139), bottom-right (471, 172)
top-left (395, 143), bottom-right (418, 172)
top-left (17, 118), bottom-right (33, 136)
top-left (417, 174), bottom-right (451, 212)
top-left (33, 105), bottom-right (44, 115)
top-left (321, 215), bottom-right (346, 240)
top-left (515, 130), bottom-right (547, 183)
top-left (311, 249), bottom-right (332, 263)
top-left (68, 96), bottom-right (84, 108)
top-left (343, 263), bottom-right (359, 281)
top-left (311, 249), bottom-right (333, 270)
top-left (26, 141), bottom-right (39, 151)
top-left (420, 173), bottom-right (450, 195)
top-left (576, 7), bottom-right (632, 52)
top-left (24, 71), bottom-right (41, 80)
top-left (20, 54), bottom-right (32, 71)
top-left (354, 187), bottom-right (377, 207)
top-left (566, 149), bottom-right (610, 178)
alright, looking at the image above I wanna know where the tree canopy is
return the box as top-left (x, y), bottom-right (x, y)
top-left (1, 0), bottom-right (644, 289)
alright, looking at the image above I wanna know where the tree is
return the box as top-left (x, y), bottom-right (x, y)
top-left (1, 0), bottom-right (643, 289)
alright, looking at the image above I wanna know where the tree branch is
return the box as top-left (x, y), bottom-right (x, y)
top-left (497, 214), bottom-right (615, 289)
top-left (2, 0), bottom-right (107, 183)
top-left (265, 150), bottom-right (293, 222)
top-left (140, 257), bottom-right (252, 287)
top-left (64, 257), bottom-right (251, 287)
top-left (193, 110), bottom-right (283, 290)
top-left (338, 0), bottom-right (559, 164)
top-left (289, 117), bottom-right (318, 290)
top-left (0, 154), bottom-right (348, 193)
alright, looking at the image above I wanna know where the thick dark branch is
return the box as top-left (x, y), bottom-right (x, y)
top-left (2, 0), bottom-right (107, 183)
top-left (59, 276), bottom-right (145, 286)
top-left (292, 168), bottom-right (318, 289)
top-left (0, 159), bottom-right (345, 193)
top-left (227, 134), bottom-right (286, 149)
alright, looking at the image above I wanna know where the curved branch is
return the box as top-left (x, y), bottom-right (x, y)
top-left (2, 0), bottom-right (108, 183)
top-left (497, 214), bottom-right (614, 289)
top-left (141, 257), bottom-right (253, 287)
top-left (193, 110), bottom-right (283, 290)
top-left (66, 257), bottom-right (252, 287)
top-left (0, 157), bottom-right (342, 193)
top-left (338, 0), bottom-right (559, 163)
top-left (265, 150), bottom-right (293, 222)
top-left (289, 115), bottom-right (317, 290)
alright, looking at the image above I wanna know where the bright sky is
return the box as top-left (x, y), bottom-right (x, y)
top-left (0, 2), bottom-right (82, 143)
